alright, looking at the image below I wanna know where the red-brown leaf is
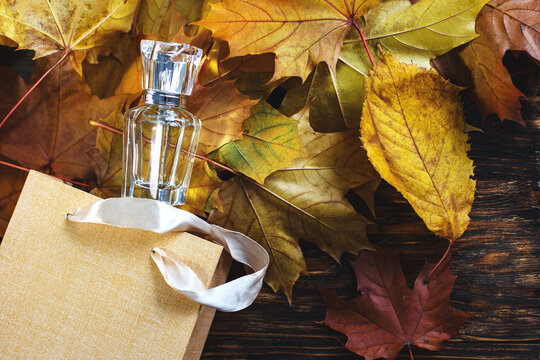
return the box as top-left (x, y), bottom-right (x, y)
top-left (0, 55), bottom-right (128, 180)
top-left (320, 249), bottom-right (470, 360)
top-left (434, 0), bottom-right (539, 125)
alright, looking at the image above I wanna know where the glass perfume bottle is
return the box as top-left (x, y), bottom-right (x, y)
top-left (122, 40), bottom-right (203, 205)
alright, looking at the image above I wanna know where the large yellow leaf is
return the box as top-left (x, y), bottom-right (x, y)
top-left (360, 52), bottom-right (475, 241)
top-left (362, 0), bottom-right (489, 68)
top-left (209, 107), bottom-right (378, 300)
top-left (0, 0), bottom-right (137, 60)
top-left (208, 101), bottom-right (308, 184)
top-left (194, 0), bottom-right (380, 82)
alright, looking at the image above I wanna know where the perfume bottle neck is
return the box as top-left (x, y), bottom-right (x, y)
top-left (143, 90), bottom-right (187, 108)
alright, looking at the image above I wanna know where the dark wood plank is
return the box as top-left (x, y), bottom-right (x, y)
top-left (202, 57), bottom-right (539, 359)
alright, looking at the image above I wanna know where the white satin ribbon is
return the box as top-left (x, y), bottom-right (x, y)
top-left (66, 198), bottom-right (269, 312)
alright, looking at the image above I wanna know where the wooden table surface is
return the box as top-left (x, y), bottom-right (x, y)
top-left (201, 56), bottom-right (540, 359)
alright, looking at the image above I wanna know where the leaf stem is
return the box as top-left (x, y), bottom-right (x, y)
top-left (131, 0), bottom-right (143, 37)
top-left (351, 21), bottom-right (374, 67)
top-left (0, 51), bottom-right (70, 130)
top-left (408, 343), bottom-right (414, 360)
top-left (426, 242), bottom-right (454, 283)
top-left (89, 120), bottom-right (239, 175)
top-left (0, 160), bottom-right (93, 188)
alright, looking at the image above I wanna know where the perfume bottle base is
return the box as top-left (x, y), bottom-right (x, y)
top-left (123, 182), bottom-right (187, 206)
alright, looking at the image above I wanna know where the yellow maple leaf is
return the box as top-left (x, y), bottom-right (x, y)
top-left (195, 0), bottom-right (381, 82)
top-left (360, 52), bottom-right (475, 241)
top-left (210, 106), bottom-right (377, 301)
top-left (0, 0), bottom-right (137, 70)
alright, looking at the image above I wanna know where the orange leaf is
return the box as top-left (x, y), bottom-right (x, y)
top-left (195, 0), bottom-right (380, 82)
top-left (435, 0), bottom-right (539, 125)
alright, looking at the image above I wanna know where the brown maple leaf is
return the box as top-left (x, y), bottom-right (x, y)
top-left (0, 56), bottom-right (128, 180)
top-left (320, 248), bottom-right (470, 360)
top-left (434, 0), bottom-right (539, 125)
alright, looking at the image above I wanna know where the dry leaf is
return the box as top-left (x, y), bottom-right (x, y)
top-left (363, 0), bottom-right (489, 68)
top-left (0, 163), bottom-right (26, 236)
top-left (89, 111), bottom-right (124, 198)
top-left (360, 52), bottom-right (475, 241)
top-left (195, 0), bottom-right (381, 82)
top-left (0, 0), bottom-right (138, 73)
top-left (179, 159), bottom-right (222, 216)
top-left (435, 0), bottom-right (539, 125)
top-left (0, 55), bottom-right (127, 180)
top-left (208, 101), bottom-right (308, 184)
top-left (320, 248), bottom-right (470, 360)
top-left (188, 80), bottom-right (257, 154)
top-left (137, 0), bottom-right (207, 40)
top-left (209, 106), bottom-right (378, 300)
top-left (199, 40), bottom-right (276, 99)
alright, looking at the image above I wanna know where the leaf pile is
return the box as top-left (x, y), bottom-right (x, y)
top-left (0, 0), bottom-right (537, 355)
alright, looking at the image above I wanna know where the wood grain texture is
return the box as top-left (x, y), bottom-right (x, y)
top-left (201, 55), bottom-right (539, 359)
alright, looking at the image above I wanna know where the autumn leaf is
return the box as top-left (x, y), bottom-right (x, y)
top-left (137, 0), bottom-right (207, 40)
top-left (195, 0), bottom-right (381, 82)
top-left (0, 0), bottom-right (138, 74)
top-left (199, 40), bottom-right (276, 99)
top-left (188, 80), bottom-right (258, 154)
top-left (434, 0), bottom-right (539, 125)
top-left (88, 111), bottom-right (124, 198)
top-left (279, 48), bottom-right (370, 131)
top-left (361, 0), bottom-right (489, 68)
top-left (179, 159), bottom-right (222, 216)
top-left (0, 55), bottom-right (128, 180)
top-left (361, 52), bottom-right (475, 241)
top-left (209, 106), bottom-right (378, 300)
top-left (208, 101), bottom-right (308, 184)
top-left (0, 163), bottom-right (26, 236)
top-left (320, 248), bottom-right (470, 360)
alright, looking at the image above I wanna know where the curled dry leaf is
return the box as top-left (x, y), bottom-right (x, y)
top-left (279, 44), bottom-right (371, 132)
top-left (208, 101), bottom-right (308, 184)
top-left (435, 0), bottom-right (540, 125)
top-left (209, 106), bottom-right (378, 300)
top-left (361, 52), bottom-right (475, 241)
top-left (0, 56), bottom-right (128, 180)
top-left (199, 40), bottom-right (276, 99)
top-left (195, 0), bottom-right (381, 82)
top-left (0, 164), bottom-right (26, 236)
top-left (320, 248), bottom-right (470, 360)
